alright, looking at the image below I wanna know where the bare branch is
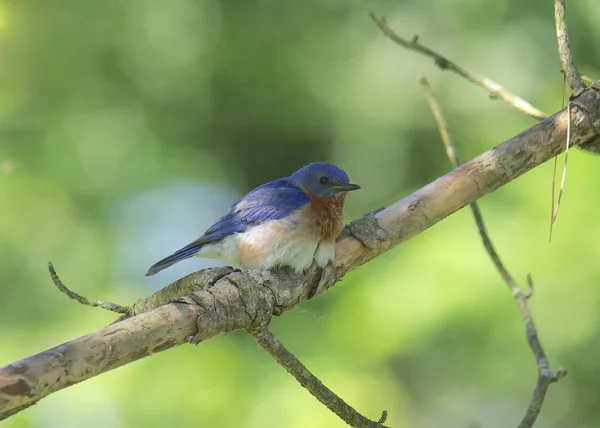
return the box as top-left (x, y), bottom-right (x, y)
top-left (2, 88), bottom-right (600, 421)
top-left (581, 74), bottom-right (599, 85)
top-left (370, 13), bottom-right (548, 120)
top-left (419, 77), bottom-right (566, 428)
top-left (250, 328), bottom-right (388, 428)
top-left (419, 76), bottom-right (462, 165)
top-left (554, 0), bottom-right (585, 95)
top-left (48, 262), bottom-right (131, 315)
top-left (550, 103), bottom-right (572, 234)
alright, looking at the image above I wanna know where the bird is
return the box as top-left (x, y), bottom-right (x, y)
top-left (145, 162), bottom-right (360, 276)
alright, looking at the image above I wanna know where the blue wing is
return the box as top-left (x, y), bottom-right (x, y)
top-left (145, 179), bottom-right (309, 275)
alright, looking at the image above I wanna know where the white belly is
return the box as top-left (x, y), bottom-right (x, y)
top-left (194, 219), bottom-right (336, 272)
top-left (313, 241), bottom-right (335, 268)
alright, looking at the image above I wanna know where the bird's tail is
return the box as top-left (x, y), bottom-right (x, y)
top-left (145, 244), bottom-right (203, 276)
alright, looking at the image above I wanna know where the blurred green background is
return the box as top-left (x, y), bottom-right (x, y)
top-left (1, 0), bottom-right (600, 427)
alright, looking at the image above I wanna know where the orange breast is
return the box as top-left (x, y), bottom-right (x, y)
top-left (307, 194), bottom-right (346, 241)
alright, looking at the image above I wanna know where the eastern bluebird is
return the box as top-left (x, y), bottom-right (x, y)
top-left (145, 162), bottom-right (360, 276)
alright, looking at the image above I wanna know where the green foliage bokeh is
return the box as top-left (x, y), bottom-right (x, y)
top-left (2, 0), bottom-right (600, 427)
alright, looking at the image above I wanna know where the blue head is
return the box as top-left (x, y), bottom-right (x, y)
top-left (289, 162), bottom-right (360, 197)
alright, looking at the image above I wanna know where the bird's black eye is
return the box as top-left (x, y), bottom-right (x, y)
top-left (319, 176), bottom-right (329, 185)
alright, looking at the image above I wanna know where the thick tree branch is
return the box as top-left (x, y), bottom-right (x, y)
top-left (369, 13), bottom-right (548, 120)
top-left (51, 250), bottom-right (385, 422)
top-left (554, 0), bottom-right (585, 95)
top-left (250, 328), bottom-right (388, 428)
top-left (420, 76), bottom-right (566, 428)
top-left (2, 88), bottom-right (600, 421)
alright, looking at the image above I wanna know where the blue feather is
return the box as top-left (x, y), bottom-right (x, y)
top-left (145, 178), bottom-right (310, 276)
top-left (236, 179), bottom-right (310, 222)
top-left (145, 245), bottom-right (204, 276)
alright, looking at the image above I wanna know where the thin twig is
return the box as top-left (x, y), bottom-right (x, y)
top-left (550, 0), bottom-right (582, 236)
top-left (554, 0), bottom-right (586, 95)
top-left (250, 328), bottom-right (388, 428)
top-left (370, 13), bottom-right (548, 120)
top-left (47, 262), bottom-right (131, 315)
top-left (419, 77), bottom-right (462, 165)
top-left (551, 103), bottom-right (571, 229)
top-left (549, 75), bottom-right (568, 242)
top-left (581, 74), bottom-right (599, 84)
top-left (419, 77), bottom-right (565, 428)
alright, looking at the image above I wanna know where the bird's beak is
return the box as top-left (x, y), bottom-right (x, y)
top-left (335, 183), bottom-right (361, 192)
